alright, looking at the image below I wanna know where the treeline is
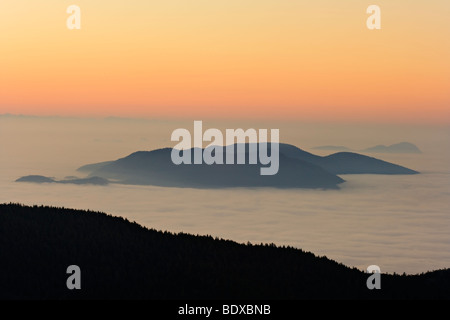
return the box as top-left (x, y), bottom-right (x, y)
top-left (0, 203), bottom-right (449, 299)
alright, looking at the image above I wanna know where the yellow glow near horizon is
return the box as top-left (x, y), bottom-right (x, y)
top-left (0, 1), bottom-right (449, 123)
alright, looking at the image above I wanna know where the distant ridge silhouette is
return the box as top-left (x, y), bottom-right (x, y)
top-left (312, 145), bottom-right (351, 152)
top-left (313, 142), bottom-right (422, 154)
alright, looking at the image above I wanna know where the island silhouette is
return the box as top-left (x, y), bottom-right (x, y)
top-left (17, 143), bottom-right (418, 189)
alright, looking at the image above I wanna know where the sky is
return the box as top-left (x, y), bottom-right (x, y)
top-left (0, 0), bottom-right (449, 123)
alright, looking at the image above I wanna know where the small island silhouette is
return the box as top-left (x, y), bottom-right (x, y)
top-left (313, 142), bottom-right (422, 154)
top-left (16, 175), bottom-right (110, 185)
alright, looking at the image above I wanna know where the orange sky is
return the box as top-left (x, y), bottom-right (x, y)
top-left (0, 1), bottom-right (449, 123)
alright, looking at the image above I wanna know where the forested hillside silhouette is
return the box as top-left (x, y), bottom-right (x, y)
top-left (0, 204), bottom-right (448, 299)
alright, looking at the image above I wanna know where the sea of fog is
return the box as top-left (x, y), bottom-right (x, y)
top-left (1, 115), bottom-right (449, 274)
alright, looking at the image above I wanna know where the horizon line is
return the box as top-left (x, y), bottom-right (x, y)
top-left (1, 113), bottom-right (449, 127)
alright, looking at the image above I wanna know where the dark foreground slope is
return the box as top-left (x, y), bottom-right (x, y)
top-left (1, 204), bottom-right (448, 300)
